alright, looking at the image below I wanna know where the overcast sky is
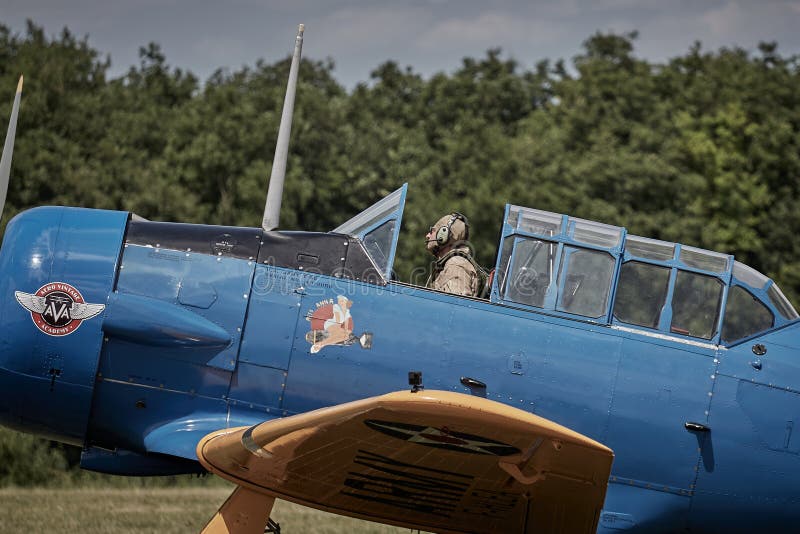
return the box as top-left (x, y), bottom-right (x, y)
top-left (3, 1), bottom-right (800, 88)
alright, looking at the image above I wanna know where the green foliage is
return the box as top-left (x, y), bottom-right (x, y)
top-left (0, 427), bottom-right (226, 487)
top-left (0, 426), bottom-right (69, 486)
top-left (1, 21), bottom-right (800, 483)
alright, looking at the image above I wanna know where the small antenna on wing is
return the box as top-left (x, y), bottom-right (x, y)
top-left (262, 25), bottom-right (304, 232)
top-left (0, 75), bottom-right (23, 222)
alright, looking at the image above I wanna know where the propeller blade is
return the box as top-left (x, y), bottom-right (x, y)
top-left (262, 25), bottom-right (304, 232)
top-left (0, 75), bottom-right (23, 222)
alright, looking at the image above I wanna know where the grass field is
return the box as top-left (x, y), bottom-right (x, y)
top-left (0, 487), bottom-right (412, 533)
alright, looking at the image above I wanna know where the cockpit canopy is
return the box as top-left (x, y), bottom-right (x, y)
top-left (492, 204), bottom-right (798, 346)
top-left (330, 187), bottom-right (797, 346)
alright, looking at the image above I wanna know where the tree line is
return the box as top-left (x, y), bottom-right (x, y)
top-left (0, 19), bottom-right (799, 484)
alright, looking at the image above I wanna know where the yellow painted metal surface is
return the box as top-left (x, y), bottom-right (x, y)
top-left (201, 487), bottom-right (275, 534)
top-left (198, 390), bottom-right (613, 533)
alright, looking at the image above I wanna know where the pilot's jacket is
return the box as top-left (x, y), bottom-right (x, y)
top-left (429, 246), bottom-right (479, 297)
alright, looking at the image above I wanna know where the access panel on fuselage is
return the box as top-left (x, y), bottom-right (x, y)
top-left (689, 324), bottom-right (800, 531)
top-left (88, 243), bottom-right (256, 453)
top-left (231, 266), bottom-right (304, 411)
top-left (417, 299), bottom-right (622, 444)
top-left (280, 278), bottom-right (431, 414)
top-left (605, 334), bottom-right (714, 498)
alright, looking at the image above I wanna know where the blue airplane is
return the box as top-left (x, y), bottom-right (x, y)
top-left (1, 27), bottom-right (799, 534)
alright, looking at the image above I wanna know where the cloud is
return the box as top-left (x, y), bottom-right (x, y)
top-left (311, 4), bottom-right (434, 50)
top-left (4, 0), bottom-right (800, 87)
top-left (701, 1), bottom-right (746, 36)
top-left (417, 11), bottom-right (560, 51)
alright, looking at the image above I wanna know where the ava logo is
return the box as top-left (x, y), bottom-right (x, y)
top-left (305, 295), bottom-right (373, 354)
top-left (15, 282), bottom-right (105, 337)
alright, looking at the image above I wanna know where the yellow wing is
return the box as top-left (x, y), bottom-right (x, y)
top-left (198, 390), bottom-right (613, 534)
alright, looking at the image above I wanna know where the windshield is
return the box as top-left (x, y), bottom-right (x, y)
top-left (331, 184), bottom-right (407, 279)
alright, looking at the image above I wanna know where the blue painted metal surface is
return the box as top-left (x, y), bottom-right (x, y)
top-left (80, 446), bottom-right (204, 476)
top-left (83, 239), bottom-right (256, 455)
top-left (103, 292), bottom-right (231, 349)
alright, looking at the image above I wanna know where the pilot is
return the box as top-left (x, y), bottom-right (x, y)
top-left (425, 212), bottom-right (480, 297)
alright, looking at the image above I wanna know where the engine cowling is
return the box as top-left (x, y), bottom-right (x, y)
top-left (0, 206), bottom-right (128, 445)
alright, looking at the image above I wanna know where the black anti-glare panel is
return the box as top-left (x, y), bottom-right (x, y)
top-left (259, 231), bottom-right (386, 285)
top-left (125, 220), bottom-right (385, 285)
top-left (125, 220), bottom-right (262, 260)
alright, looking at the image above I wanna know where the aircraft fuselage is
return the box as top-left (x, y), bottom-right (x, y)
top-left (1, 206), bottom-right (799, 532)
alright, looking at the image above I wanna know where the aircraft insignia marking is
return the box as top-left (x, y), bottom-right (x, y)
top-left (305, 295), bottom-right (372, 353)
top-left (364, 420), bottom-right (521, 456)
top-left (342, 450), bottom-right (520, 519)
top-left (15, 282), bottom-right (105, 336)
top-left (342, 449), bottom-right (472, 518)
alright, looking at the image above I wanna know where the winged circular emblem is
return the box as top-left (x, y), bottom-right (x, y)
top-left (15, 282), bottom-right (105, 336)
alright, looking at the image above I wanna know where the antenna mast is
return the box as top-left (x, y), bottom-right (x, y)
top-left (262, 24), bottom-right (304, 232)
